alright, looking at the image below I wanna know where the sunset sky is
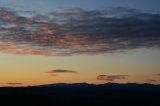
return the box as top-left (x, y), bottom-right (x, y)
top-left (0, 0), bottom-right (160, 86)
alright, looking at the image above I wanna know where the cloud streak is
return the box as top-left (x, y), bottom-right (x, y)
top-left (7, 82), bottom-right (22, 85)
top-left (47, 69), bottom-right (77, 74)
top-left (97, 75), bottom-right (129, 81)
top-left (0, 6), bottom-right (160, 56)
top-left (156, 74), bottom-right (160, 76)
top-left (147, 79), bottom-right (157, 82)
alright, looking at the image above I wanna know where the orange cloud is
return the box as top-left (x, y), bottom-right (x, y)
top-left (97, 75), bottom-right (129, 82)
top-left (7, 82), bottom-right (22, 85)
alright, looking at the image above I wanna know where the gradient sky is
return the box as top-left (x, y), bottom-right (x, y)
top-left (0, 0), bottom-right (160, 86)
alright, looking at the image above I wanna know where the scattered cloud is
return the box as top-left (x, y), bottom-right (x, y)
top-left (0, 6), bottom-right (160, 56)
top-left (97, 75), bottom-right (129, 81)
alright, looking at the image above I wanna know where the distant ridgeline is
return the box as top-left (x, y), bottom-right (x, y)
top-left (0, 83), bottom-right (160, 106)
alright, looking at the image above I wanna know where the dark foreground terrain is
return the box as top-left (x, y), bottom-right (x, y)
top-left (0, 83), bottom-right (160, 106)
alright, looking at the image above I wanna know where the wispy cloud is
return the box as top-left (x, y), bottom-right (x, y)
top-left (97, 75), bottom-right (129, 81)
top-left (0, 6), bottom-right (160, 56)
top-left (147, 79), bottom-right (157, 82)
top-left (156, 74), bottom-right (160, 76)
top-left (47, 69), bottom-right (77, 74)
top-left (7, 82), bottom-right (22, 85)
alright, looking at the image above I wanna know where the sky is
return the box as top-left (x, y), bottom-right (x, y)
top-left (0, 0), bottom-right (160, 86)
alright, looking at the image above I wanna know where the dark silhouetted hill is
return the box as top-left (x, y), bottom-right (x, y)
top-left (0, 83), bottom-right (159, 106)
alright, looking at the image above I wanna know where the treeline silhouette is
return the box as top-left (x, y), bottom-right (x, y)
top-left (0, 83), bottom-right (159, 106)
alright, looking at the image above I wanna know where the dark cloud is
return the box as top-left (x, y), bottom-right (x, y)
top-left (147, 79), bottom-right (157, 82)
top-left (156, 74), bottom-right (160, 76)
top-left (7, 82), bottom-right (22, 85)
top-left (0, 6), bottom-right (160, 56)
top-left (97, 75), bottom-right (129, 81)
top-left (47, 69), bottom-right (77, 74)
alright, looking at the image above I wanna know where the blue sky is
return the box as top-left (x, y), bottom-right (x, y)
top-left (1, 0), bottom-right (160, 13)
